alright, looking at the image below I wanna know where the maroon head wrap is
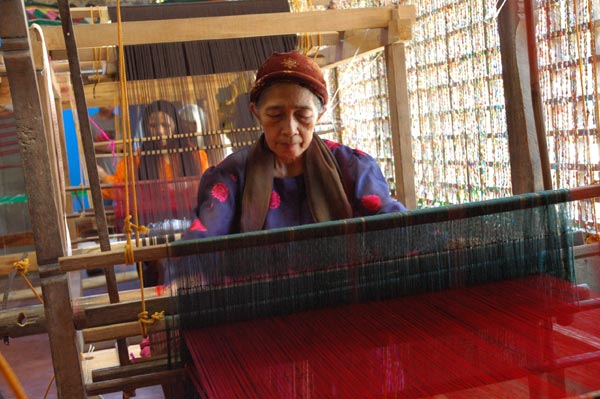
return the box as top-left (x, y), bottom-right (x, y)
top-left (250, 50), bottom-right (329, 106)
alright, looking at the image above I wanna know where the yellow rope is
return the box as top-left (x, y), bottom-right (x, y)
top-left (0, 350), bottom-right (28, 399)
top-left (138, 309), bottom-right (165, 337)
top-left (9, 258), bottom-right (51, 395)
top-left (42, 375), bottom-right (55, 399)
top-left (13, 258), bottom-right (43, 305)
top-left (116, 0), bottom-right (162, 339)
top-left (586, 234), bottom-right (600, 244)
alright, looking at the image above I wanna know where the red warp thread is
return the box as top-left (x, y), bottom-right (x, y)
top-left (184, 275), bottom-right (600, 398)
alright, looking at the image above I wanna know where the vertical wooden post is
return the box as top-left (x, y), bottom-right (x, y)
top-left (31, 27), bottom-right (70, 247)
top-left (497, 0), bottom-right (545, 194)
top-left (0, 0), bottom-right (86, 397)
top-left (55, 0), bottom-right (113, 254)
top-left (524, 0), bottom-right (552, 190)
top-left (385, 42), bottom-right (416, 209)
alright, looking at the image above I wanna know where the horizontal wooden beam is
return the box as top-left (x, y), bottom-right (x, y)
top-left (40, 6), bottom-right (415, 50)
top-left (0, 231), bottom-right (34, 248)
top-left (0, 304), bottom-right (46, 338)
top-left (81, 269), bottom-right (138, 291)
top-left (86, 368), bottom-right (184, 396)
top-left (70, 6), bottom-right (110, 22)
top-left (78, 295), bottom-right (173, 329)
top-left (60, 244), bottom-right (167, 272)
top-left (0, 251), bottom-right (38, 276)
top-left (574, 242), bottom-right (600, 259)
top-left (82, 317), bottom-right (169, 343)
top-left (75, 285), bottom-right (167, 309)
top-left (91, 356), bottom-right (177, 383)
top-left (315, 28), bottom-right (389, 70)
top-left (0, 284), bottom-right (166, 338)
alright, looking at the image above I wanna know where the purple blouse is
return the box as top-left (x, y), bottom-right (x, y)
top-left (184, 139), bottom-right (406, 239)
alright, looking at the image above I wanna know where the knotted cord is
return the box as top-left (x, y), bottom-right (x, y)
top-left (13, 258), bottom-right (43, 305)
top-left (115, 0), bottom-right (162, 339)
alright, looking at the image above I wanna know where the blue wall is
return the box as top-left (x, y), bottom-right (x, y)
top-left (63, 108), bottom-right (99, 211)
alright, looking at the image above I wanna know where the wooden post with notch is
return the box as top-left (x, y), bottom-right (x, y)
top-left (497, 0), bottom-right (545, 193)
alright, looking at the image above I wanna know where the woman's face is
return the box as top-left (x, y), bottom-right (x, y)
top-left (251, 83), bottom-right (323, 170)
top-left (147, 111), bottom-right (176, 149)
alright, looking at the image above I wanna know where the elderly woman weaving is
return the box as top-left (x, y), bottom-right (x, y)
top-left (184, 51), bottom-right (406, 239)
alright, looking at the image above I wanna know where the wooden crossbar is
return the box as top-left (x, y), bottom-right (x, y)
top-left (40, 6), bottom-right (416, 50)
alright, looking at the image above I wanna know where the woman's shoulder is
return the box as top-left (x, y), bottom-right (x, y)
top-left (214, 145), bottom-right (251, 171)
top-left (200, 145), bottom-right (251, 186)
top-left (322, 139), bottom-right (376, 164)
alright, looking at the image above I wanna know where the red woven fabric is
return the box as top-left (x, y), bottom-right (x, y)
top-left (184, 275), bottom-right (600, 398)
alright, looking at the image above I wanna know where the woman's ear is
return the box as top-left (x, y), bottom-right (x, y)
top-left (317, 105), bottom-right (327, 122)
top-left (250, 102), bottom-right (260, 122)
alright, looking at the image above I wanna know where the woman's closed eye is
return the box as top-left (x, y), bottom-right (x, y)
top-left (266, 112), bottom-right (313, 120)
top-left (296, 113), bottom-right (313, 121)
top-left (266, 113), bottom-right (283, 119)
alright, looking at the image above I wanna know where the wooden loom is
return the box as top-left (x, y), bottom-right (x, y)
top-left (1, 0), bottom-right (600, 397)
top-left (0, 1), bottom-right (419, 396)
top-left (65, 185), bottom-right (600, 398)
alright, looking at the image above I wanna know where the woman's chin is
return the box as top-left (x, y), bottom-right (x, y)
top-left (275, 151), bottom-right (303, 164)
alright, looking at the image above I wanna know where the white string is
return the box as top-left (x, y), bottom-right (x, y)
top-left (485, 0), bottom-right (509, 23)
top-left (83, 344), bottom-right (95, 384)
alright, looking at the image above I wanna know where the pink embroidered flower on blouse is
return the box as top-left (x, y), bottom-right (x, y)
top-left (269, 190), bottom-right (281, 209)
top-left (211, 182), bottom-right (229, 203)
top-left (190, 218), bottom-right (207, 232)
top-left (229, 173), bottom-right (238, 183)
top-left (324, 140), bottom-right (340, 150)
top-left (361, 194), bottom-right (382, 211)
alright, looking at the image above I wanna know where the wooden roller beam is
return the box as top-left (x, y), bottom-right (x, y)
top-left (0, 304), bottom-right (46, 338)
top-left (0, 285), bottom-right (169, 338)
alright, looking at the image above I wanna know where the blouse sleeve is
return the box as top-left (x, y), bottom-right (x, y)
top-left (329, 141), bottom-right (407, 216)
top-left (183, 152), bottom-right (246, 240)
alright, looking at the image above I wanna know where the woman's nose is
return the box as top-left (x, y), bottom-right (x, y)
top-left (281, 115), bottom-right (297, 136)
top-left (157, 126), bottom-right (168, 136)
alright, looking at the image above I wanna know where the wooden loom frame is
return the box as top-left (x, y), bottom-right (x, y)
top-left (1, 0), bottom-right (599, 396)
top-left (0, 2), bottom-right (420, 396)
